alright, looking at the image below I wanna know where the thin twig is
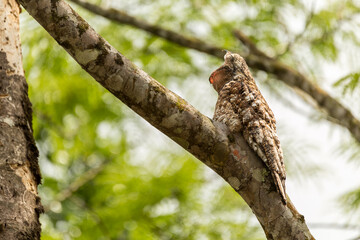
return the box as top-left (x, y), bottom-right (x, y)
top-left (276, 5), bottom-right (315, 58)
top-left (55, 162), bottom-right (108, 202)
top-left (44, 161), bottom-right (108, 212)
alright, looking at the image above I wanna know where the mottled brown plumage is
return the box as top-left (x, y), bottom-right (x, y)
top-left (210, 51), bottom-right (286, 204)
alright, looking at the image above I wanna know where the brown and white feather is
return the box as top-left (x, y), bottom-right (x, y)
top-left (210, 51), bottom-right (286, 204)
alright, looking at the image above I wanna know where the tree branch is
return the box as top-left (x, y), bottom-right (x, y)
top-left (233, 29), bottom-right (360, 143)
top-left (69, 0), bottom-right (360, 144)
top-left (20, 0), bottom-right (314, 238)
top-left (69, 0), bottom-right (224, 58)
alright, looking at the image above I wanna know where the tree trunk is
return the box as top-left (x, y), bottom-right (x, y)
top-left (0, 0), bottom-right (42, 239)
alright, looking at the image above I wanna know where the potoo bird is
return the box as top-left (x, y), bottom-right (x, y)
top-left (209, 51), bottom-right (286, 204)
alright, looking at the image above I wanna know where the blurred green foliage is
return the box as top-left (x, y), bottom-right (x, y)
top-left (334, 73), bottom-right (360, 95)
top-left (20, 0), bottom-right (360, 239)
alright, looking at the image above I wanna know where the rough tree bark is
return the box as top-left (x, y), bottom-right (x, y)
top-left (0, 0), bottom-right (42, 239)
top-left (18, 0), bottom-right (315, 239)
top-left (68, 0), bottom-right (360, 144)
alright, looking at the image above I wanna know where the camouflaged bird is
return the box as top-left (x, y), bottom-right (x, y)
top-left (209, 51), bottom-right (286, 204)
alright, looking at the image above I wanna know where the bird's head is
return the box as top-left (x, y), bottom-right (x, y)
top-left (209, 51), bottom-right (249, 93)
top-left (209, 65), bottom-right (232, 93)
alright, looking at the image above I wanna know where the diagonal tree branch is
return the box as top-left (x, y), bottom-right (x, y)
top-left (20, 0), bottom-right (314, 238)
top-left (69, 0), bottom-right (360, 144)
top-left (233, 29), bottom-right (360, 141)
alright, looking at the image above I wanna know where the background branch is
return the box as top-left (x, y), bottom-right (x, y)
top-left (68, 0), bottom-right (360, 144)
top-left (69, 0), bottom-right (224, 58)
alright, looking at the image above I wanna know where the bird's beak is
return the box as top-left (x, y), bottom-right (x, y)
top-left (209, 72), bottom-right (215, 84)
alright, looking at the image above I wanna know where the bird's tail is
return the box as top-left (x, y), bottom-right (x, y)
top-left (273, 173), bottom-right (287, 204)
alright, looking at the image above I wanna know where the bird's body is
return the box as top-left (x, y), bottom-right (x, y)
top-left (210, 51), bottom-right (286, 204)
